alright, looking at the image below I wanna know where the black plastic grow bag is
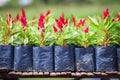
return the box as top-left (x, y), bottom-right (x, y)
top-left (75, 47), bottom-right (95, 72)
top-left (95, 46), bottom-right (117, 72)
top-left (0, 45), bottom-right (14, 70)
top-left (14, 46), bottom-right (33, 71)
top-left (33, 46), bottom-right (54, 72)
top-left (117, 47), bottom-right (120, 71)
top-left (54, 45), bottom-right (75, 72)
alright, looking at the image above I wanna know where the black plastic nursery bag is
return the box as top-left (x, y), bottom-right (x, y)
top-left (117, 47), bottom-right (120, 71)
top-left (0, 45), bottom-right (14, 70)
top-left (14, 46), bottom-right (33, 71)
top-left (95, 46), bottom-right (117, 72)
top-left (75, 47), bottom-right (95, 72)
top-left (33, 46), bottom-right (53, 72)
top-left (54, 45), bottom-right (75, 72)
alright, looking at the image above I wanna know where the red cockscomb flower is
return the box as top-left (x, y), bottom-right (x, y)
top-left (21, 7), bottom-right (26, 17)
top-left (12, 13), bottom-right (19, 23)
top-left (44, 10), bottom-right (51, 23)
top-left (84, 26), bottom-right (89, 34)
top-left (6, 19), bottom-right (10, 26)
top-left (103, 8), bottom-right (109, 19)
top-left (53, 25), bottom-right (58, 33)
top-left (20, 8), bottom-right (27, 28)
top-left (71, 15), bottom-right (76, 26)
top-left (7, 13), bottom-right (12, 20)
top-left (45, 10), bottom-right (51, 17)
top-left (116, 13), bottom-right (120, 21)
top-left (6, 13), bottom-right (12, 26)
top-left (111, 18), bottom-right (115, 22)
top-left (38, 13), bottom-right (45, 30)
top-left (20, 16), bottom-right (27, 28)
top-left (77, 19), bottom-right (86, 27)
top-left (55, 19), bottom-right (63, 29)
top-left (59, 13), bottom-right (68, 26)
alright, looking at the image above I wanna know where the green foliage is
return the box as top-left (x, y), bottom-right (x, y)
top-left (89, 14), bottom-right (120, 46)
top-left (1, 8), bottom-right (120, 47)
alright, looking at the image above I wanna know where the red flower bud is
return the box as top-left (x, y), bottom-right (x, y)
top-left (72, 15), bottom-right (76, 26)
top-left (103, 8), bottom-right (109, 19)
top-left (112, 18), bottom-right (115, 22)
top-left (7, 13), bottom-right (12, 19)
top-left (116, 13), bottom-right (120, 21)
top-left (20, 8), bottom-right (27, 28)
top-left (20, 16), bottom-right (27, 28)
top-left (55, 19), bottom-right (63, 29)
top-left (84, 26), bottom-right (89, 34)
top-left (12, 13), bottom-right (19, 23)
top-left (53, 25), bottom-right (58, 33)
top-left (21, 7), bottom-right (26, 17)
top-left (6, 19), bottom-right (10, 26)
top-left (76, 18), bottom-right (86, 28)
top-left (45, 10), bottom-right (51, 17)
top-left (38, 13), bottom-right (45, 29)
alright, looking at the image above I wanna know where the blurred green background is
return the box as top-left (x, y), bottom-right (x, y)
top-left (0, 0), bottom-right (120, 80)
top-left (0, 0), bottom-right (120, 19)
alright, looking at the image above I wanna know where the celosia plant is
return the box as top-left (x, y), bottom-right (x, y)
top-left (89, 8), bottom-right (119, 46)
top-left (0, 12), bottom-right (18, 45)
top-left (9, 8), bottom-right (30, 46)
top-left (1, 8), bottom-right (120, 47)
top-left (71, 15), bottom-right (96, 47)
top-left (52, 13), bottom-right (77, 46)
top-left (28, 10), bottom-right (55, 46)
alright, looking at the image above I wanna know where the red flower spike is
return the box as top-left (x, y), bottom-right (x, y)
top-left (7, 13), bottom-right (12, 19)
top-left (64, 19), bottom-right (68, 26)
top-left (82, 19), bottom-right (86, 26)
top-left (38, 13), bottom-right (45, 30)
top-left (111, 18), bottom-right (115, 22)
top-left (53, 25), bottom-right (58, 33)
top-left (77, 19), bottom-right (82, 27)
top-left (103, 8), bottom-right (109, 19)
top-left (55, 19), bottom-right (63, 29)
top-left (21, 7), bottom-right (26, 17)
top-left (116, 13), bottom-right (120, 21)
top-left (45, 10), bottom-right (51, 17)
top-left (84, 26), bottom-right (89, 34)
top-left (20, 16), bottom-right (27, 28)
top-left (76, 19), bottom-right (86, 28)
top-left (20, 8), bottom-right (27, 28)
top-left (41, 28), bottom-right (45, 33)
top-left (59, 13), bottom-right (68, 26)
top-left (72, 15), bottom-right (76, 26)
top-left (60, 13), bottom-right (65, 24)
top-left (13, 13), bottom-right (19, 23)
top-left (16, 13), bottom-right (19, 21)
top-left (6, 19), bottom-right (10, 26)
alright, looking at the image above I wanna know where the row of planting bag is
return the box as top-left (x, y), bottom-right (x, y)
top-left (0, 45), bottom-right (120, 72)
